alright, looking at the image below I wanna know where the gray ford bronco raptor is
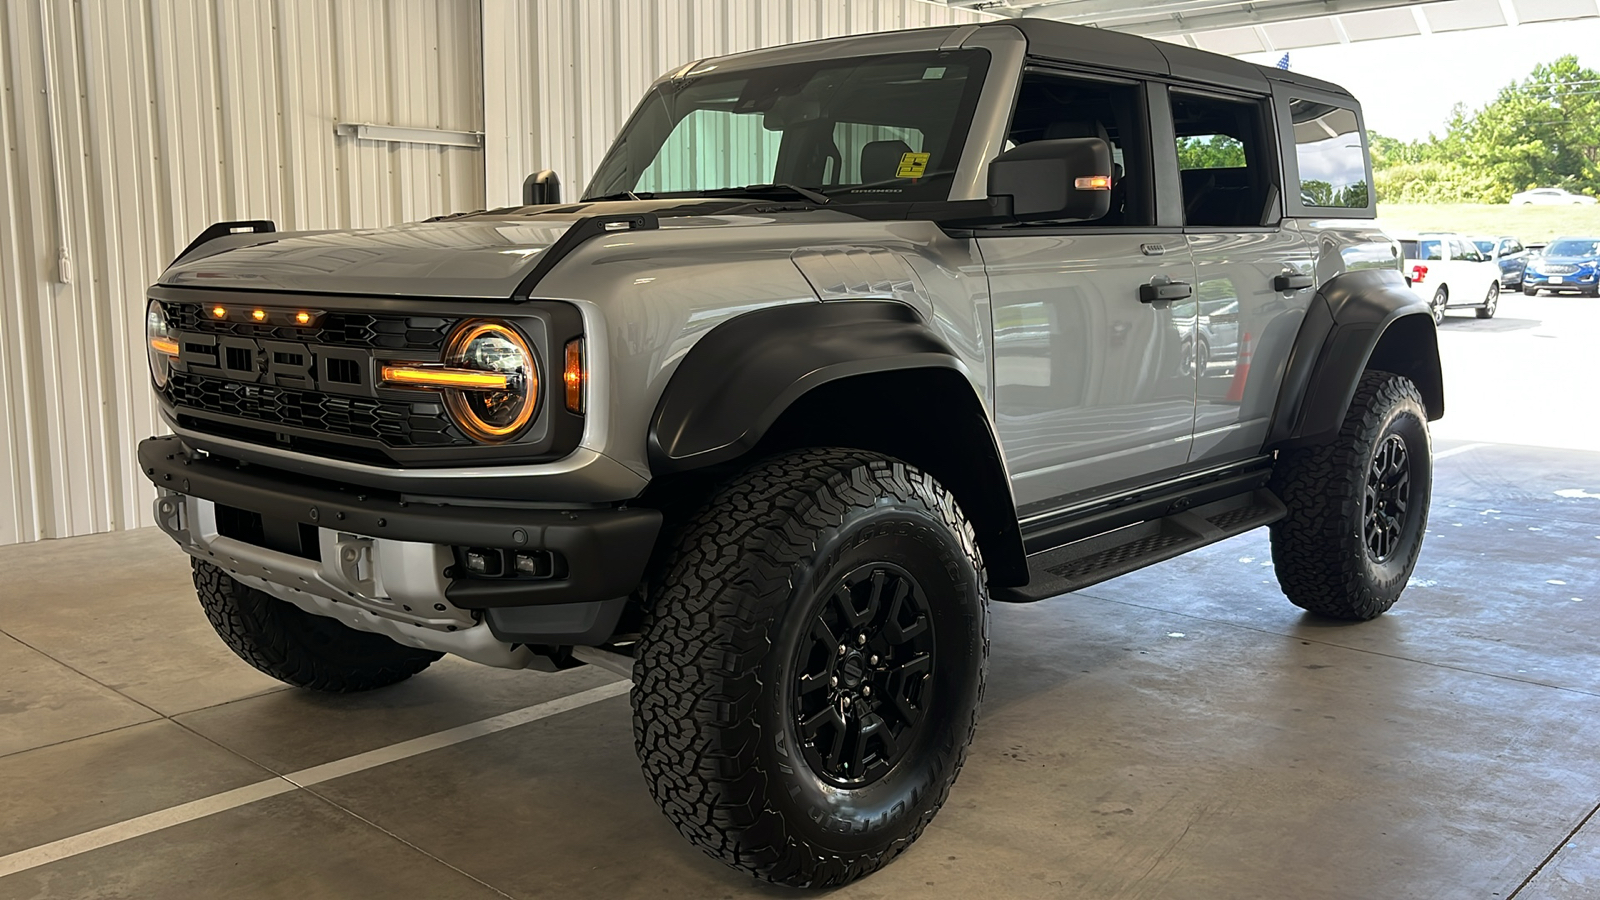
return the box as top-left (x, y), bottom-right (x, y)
top-left (139, 19), bottom-right (1441, 888)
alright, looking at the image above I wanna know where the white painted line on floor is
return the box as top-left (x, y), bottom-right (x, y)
top-left (0, 679), bottom-right (630, 880)
top-left (1434, 443), bottom-right (1490, 461)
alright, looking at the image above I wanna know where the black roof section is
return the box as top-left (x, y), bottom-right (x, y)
top-left (1004, 19), bottom-right (1352, 99)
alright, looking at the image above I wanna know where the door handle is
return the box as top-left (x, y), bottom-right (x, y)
top-left (1139, 278), bottom-right (1192, 303)
top-left (1274, 273), bottom-right (1314, 291)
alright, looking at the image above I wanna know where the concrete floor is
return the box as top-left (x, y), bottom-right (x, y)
top-left (2, 294), bottom-right (1599, 899)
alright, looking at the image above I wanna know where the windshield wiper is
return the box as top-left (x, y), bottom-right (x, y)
top-left (701, 184), bottom-right (831, 205)
top-left (585, 190), bottom-right (648, 202)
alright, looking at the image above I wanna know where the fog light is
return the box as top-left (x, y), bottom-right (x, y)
top-left (464, 549), bottom-right (492, 575)
top-left (514, 551), bottom-right (551, 577)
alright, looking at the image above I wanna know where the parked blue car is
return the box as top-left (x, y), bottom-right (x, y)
top-left (1523, 237), bottom-right (1600, 296)
top-left (1469, 235), bottom-right (1530, 289)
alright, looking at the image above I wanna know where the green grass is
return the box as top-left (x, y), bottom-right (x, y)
top-left (1374, 203), bottom-right (1600, 243)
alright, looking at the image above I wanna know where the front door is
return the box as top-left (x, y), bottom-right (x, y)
top-left (983, 72), bottom-right (1198, 516)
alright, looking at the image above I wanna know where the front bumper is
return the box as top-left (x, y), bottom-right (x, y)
top-left (1524, 270), bottom-right (1597, 291)
top-left (140, 435), bottom-right (661, 662)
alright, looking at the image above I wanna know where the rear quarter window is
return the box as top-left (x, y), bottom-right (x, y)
top-left (1289, 99), bottom-right (1369, 209)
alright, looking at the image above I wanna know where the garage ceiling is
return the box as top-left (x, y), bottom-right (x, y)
top-left (937, 0), bottom-right (1600, 51)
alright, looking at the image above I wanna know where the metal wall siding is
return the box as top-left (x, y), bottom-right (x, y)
top-left (480, 0), bottom-right (990, 207)
top-left (0, 0), bottom-right (484, 546)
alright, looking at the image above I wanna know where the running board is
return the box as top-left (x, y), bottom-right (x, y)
top-left (991, 488), bottom-right (1287, 603)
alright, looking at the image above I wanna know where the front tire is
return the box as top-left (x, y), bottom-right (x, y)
top-left (192, 560), bottom-right (441, 691)
top-left (1268, 371), bottom-right (1432, 620)
top-left (1429, 286), bottom-right (1448, 323)
top-left (633, 449), bottom-right (988, 887)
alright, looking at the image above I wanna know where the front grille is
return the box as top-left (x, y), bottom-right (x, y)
top-left (168, 370), bottom-right (467, 448)
top-left (168, 303), bottom-right (454, 352)
top-left (1541, 264), bottom-right (1579, 275)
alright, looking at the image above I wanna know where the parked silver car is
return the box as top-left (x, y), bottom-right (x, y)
top-left (138, 20), bottom-right (1442, 888)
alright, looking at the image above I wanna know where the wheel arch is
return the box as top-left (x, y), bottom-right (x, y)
top-left (1268, 268), bottom-right (1444, 449)
top-left (646, 301), bottom-right (1027, 587)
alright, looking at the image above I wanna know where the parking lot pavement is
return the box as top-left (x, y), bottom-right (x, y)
top-left (1432, 292), bottom-right (1600, 451)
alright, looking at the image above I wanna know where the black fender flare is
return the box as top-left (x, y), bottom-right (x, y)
top-left (648, 300), bottom-right (1028, 585)
top-left (1267, 268), bottom-right (1444, 448)
top-left (651, 301), bottom-right (972, 469)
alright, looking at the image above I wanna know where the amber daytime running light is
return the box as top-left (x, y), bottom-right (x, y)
top-left (381, 320), bottom-right (540, 444)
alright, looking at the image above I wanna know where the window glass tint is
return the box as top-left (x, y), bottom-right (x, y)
top-left (1455, 240), bottom-right (1484, 262)
top-left (1004, 74), bottom-right (1150, 226)
top-left (1289, 99), bottom-right (1368, 208)
top-left (1473, 240), bottom-right (1496, 255)
top-left (1171, 92), bottom-right (1272, 227)
top-left (638, 106), bottom-right (780, 193)
top-left (1406, 239), bottom-right (1443, 261)
top-left (1547, 239), bottom-right (1600, 257)
top-left (586, 51), bottom-right (987, 202)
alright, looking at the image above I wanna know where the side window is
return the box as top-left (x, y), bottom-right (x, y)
top-left (1170, 91), bottom-right (1274, 227)
top-left (1417, 240), bottom-right (1443, 261)
top-left (1289, 98), bottom-right (1369, 209)
top-left (1005, 74), bottom-right (1151, 226)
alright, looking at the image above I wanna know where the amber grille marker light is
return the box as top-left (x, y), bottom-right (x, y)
top-left (564, 339), bottom-right (585, 413)
top-left (380, 365), bottom-right (511, 390)
top-left (251, 309), bottom-right (267, 321)
top-left (210, 306), bottom-right (227, 319)
top-left (295, 311), bottom-right (312, 325)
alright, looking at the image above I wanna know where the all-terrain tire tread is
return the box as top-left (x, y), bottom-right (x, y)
top-left (1268, 371), bottom-right (1429, 620)
top-left (632, 448), bottom-right (987, 888)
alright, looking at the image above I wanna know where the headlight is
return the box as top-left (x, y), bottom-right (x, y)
top-left (380, 319), bottom-right (538, 444)
top-left (146, 300), bottom-right (178, 388)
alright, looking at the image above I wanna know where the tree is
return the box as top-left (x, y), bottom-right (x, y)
top-left (1368, 55), bottom-right (1600, 202)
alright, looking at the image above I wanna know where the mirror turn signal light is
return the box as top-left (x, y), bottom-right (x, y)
top-left (564, 339), bottom-right (585, 413)
top-left (1074, 175), bottom-right (1112, 191)
top-left (380, 365), bottom-right (511, 390)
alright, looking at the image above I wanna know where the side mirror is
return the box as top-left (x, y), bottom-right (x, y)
top-left (988, 138), bottom-right (1112, 223)
top-left (522, 170), bottom-right (561, 206)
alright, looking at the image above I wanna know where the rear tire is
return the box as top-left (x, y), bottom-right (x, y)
top-left (1429, 286), bottom-right (1448, 323)
top-left (1268, 371), bottom-right (1432, 620)
top-left (193, 560), bottom-right (441, 692)
top-left (1476, 282), bottom-right (1499, 318)
top-left (632, 449), bottom-right (987, 887)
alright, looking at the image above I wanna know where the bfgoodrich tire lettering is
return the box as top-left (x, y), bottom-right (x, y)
top-left (192, 559), bottom-right (441, 691)
top-left (1268, 371), bottom-right (1432, 620)
top-left (632, 449), bottom-right (988, 887)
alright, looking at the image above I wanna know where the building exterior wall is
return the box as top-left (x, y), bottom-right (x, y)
top-left (0, 0), bottom-right (485, 545)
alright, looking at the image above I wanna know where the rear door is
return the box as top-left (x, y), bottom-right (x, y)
top-left (1164, 86), bottom-right (1315, 463)
top-left (983, 70), bottom-right (1197, 517)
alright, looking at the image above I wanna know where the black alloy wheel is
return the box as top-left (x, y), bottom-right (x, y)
top-left (1363, 434), bottom-right (1411, 562)
top-left (791, 562), bottom-right (935, 788)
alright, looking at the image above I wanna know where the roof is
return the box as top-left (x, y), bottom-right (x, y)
top-left (681, 19), bottom-right (1354, 101)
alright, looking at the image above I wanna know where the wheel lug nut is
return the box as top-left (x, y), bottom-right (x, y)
top-left (838, 644), bottom-right (846, 655)
top-left (842, 696), bottom-right (852, 708)
top-left (857, 634), bottom-right (866, 645)
top-left (869, 655), bottom-right (879, 665)
top-left (830, 676), bottom-right (838, 686)
top-left (863, 686), bottom-right (871, 696)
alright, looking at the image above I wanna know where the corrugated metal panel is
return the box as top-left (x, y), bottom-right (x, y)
top-left (0, 0), bottom-right (484, 546)
top-left (481, 0), bottom-right (992, 206)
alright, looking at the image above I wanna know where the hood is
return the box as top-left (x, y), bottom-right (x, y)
top-left (160, 199), bottom-right (847, 299)
top-left (1536, 254), bottom-right (1599, 265)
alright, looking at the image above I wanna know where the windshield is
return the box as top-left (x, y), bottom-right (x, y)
top-left (1546, 239), bottom-right (1600, 257)
top-left (583, 51), bottom-right (989, 203)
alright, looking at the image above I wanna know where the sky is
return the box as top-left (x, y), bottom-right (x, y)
top-left (1239, 18), bottom-right (1600, 142)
